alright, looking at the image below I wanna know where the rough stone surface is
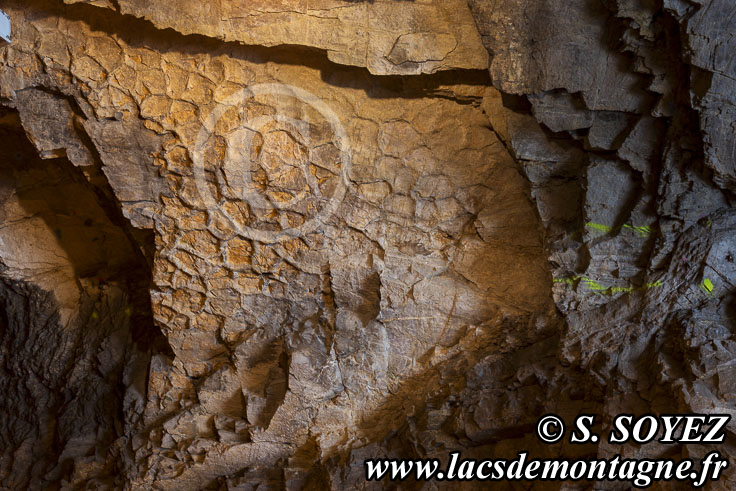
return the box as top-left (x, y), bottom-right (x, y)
top-left (475, 0), bottom-right (736, 487)
top-left (63, 0), bottom-right (490, 76)
top-left (0, 0), bottom-right (735, 488)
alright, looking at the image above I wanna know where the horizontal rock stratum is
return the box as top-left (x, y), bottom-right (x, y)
top-left (64, 0), bottom-right (490, 75)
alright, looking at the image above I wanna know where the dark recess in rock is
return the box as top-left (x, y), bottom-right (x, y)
top-left (0, 109), bottom-right (170, 487)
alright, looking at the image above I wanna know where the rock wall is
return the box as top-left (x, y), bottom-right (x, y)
top-left (0, 0), bottom-right (734, 488)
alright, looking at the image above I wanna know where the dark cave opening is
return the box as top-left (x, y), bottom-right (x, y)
top-left (0, 106), bottom-right (170, 487)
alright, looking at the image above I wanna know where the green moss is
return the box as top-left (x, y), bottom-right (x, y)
top-left (553, 276), bottom-right (581, 284)
top-left (585, 222), bottom-right (655, 238)
top-left (622, 224), bottom-right (652, 237)
top-left (701, 278), bottom-right (714, 295)
top-left (582, 278), bottom-right (606, 291)
top-left (585, 222), bottom-right (612, 233)
top-left (553, 275), bottom-right (664, 296)
top-left (609, 285), bottom-right (635, 294)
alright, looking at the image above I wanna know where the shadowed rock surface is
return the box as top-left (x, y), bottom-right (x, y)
top-left (0, 0), bottom-right (734, 488)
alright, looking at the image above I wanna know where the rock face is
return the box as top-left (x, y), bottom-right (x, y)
top-left (0, 0), bottom-right (735, 489)
top-left (63, 0), bottom-right (489, 76)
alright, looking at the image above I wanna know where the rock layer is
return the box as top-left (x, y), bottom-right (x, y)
top-left (63, 0), bottom-right (489, 76)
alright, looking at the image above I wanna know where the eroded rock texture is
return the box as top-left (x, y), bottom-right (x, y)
top-left (0, 0), bottom-right (734, 488)
top-left (63, 0), bottom-right (489, 76)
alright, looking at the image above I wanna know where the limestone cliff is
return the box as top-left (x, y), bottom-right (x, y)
top-left (0, 0), bottom-right (734, 488)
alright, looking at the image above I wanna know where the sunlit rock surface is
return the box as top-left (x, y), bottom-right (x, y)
top-left (63, 0), bottom-right (489, 76)
top-left (0, 0), bottom-right (735, 488)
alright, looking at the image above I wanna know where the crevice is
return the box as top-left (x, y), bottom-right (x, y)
top-left (20, 0), bottom-right (492, 97)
